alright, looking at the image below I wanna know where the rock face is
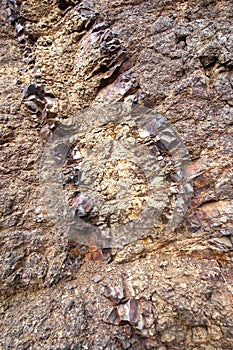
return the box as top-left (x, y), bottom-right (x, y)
top-left (0, 0), bottom-right (232, 349)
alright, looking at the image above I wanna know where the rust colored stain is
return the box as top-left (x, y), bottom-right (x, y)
top-left (191, 173), bottom-right (215, 207)
top-left (188, 248), bottom-right (233, 268)
top-left (40, 124), bottom-right (52, 142)
top-left (86, 247), bottom-right (105, 262)
top-left (198, 204), bottom-right (220, 220)
top-left (198, 200), bottom-right (231, 220)
top-left (71, 247), bottom-right (79, 255)
top-left (185, 160), bottom-right (203, 178)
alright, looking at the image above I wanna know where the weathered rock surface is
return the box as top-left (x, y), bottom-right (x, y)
top-left (0, 0), bottom-right (232, 349)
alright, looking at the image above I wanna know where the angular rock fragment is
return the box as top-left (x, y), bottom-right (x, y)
top-left (77, 2), bottom-right (98, 24)
top-left (99, 29), bottom-right (121, 54)
top-left (107, 299), bottom-right (139, 326)
top-left (40, 124), bottom-right (53, 142)
top-left (104, 285), bottom-right (126, 305)
top-left (23, 83), bottom-right (44, 100)
top-left (18, 34), bottom-right (26, 44)
top-left (92, 22), bottom-right (110, 33)
top-left (71, 193), bottom-right (93, 217)
top-left (15, 23), bottom-right (24, 34)
top-left (186, 213), bottom-right (202, 232)
top-left (210, 236), bottom-right (233, 251)
top-left (62, 166), bottom-right (80, 186)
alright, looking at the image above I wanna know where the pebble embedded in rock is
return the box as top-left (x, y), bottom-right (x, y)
top-left (15, 23), bottom-right (24, 34)
top-left (24, 101), bottom-right (39, 113)
top-left (72, 147), bottom-right (82, 160)
top-left (138, 129), bottom-right (150, 138)
top-left (92, 274), bottom-right (103, 283)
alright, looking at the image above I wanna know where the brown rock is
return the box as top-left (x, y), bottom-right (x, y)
top-left (0, 0), bottom-right (233, 349)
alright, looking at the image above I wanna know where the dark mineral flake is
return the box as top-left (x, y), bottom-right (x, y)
top-left (22, 83), bottom-right (44, 100)
top-left (71, 193), bottom-right (94, 217)
top-left (62, 166), bottom-right (80, 186)
top-left (186, 213), bottom-right (202, 233)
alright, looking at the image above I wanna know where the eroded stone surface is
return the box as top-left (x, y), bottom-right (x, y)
top-left (0, 0), bottom-right (232, 349)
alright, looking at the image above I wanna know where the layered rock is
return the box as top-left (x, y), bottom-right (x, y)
top-left (0, 0), bottom-right (232, 349)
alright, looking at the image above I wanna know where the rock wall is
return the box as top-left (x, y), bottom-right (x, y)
top-left (0, 0), bottom-right (232, 349)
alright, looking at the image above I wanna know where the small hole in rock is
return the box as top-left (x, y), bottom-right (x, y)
top-left (175, 35), bottom-right (187, 47)
top-left (57, 0), bottom-right (73, 11)
top-left (199, 55), bottom-right (217, 69)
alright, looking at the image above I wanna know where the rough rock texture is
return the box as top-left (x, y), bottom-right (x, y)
top-left (0, 0), bottom-right (232, 349)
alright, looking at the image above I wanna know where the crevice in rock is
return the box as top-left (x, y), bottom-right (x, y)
top-left (56, 0), bottom-right (75, 11)
top-left (199, 55), bottom-right (218, 69)
top-left (175, 34), bottom-right (187, 48)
